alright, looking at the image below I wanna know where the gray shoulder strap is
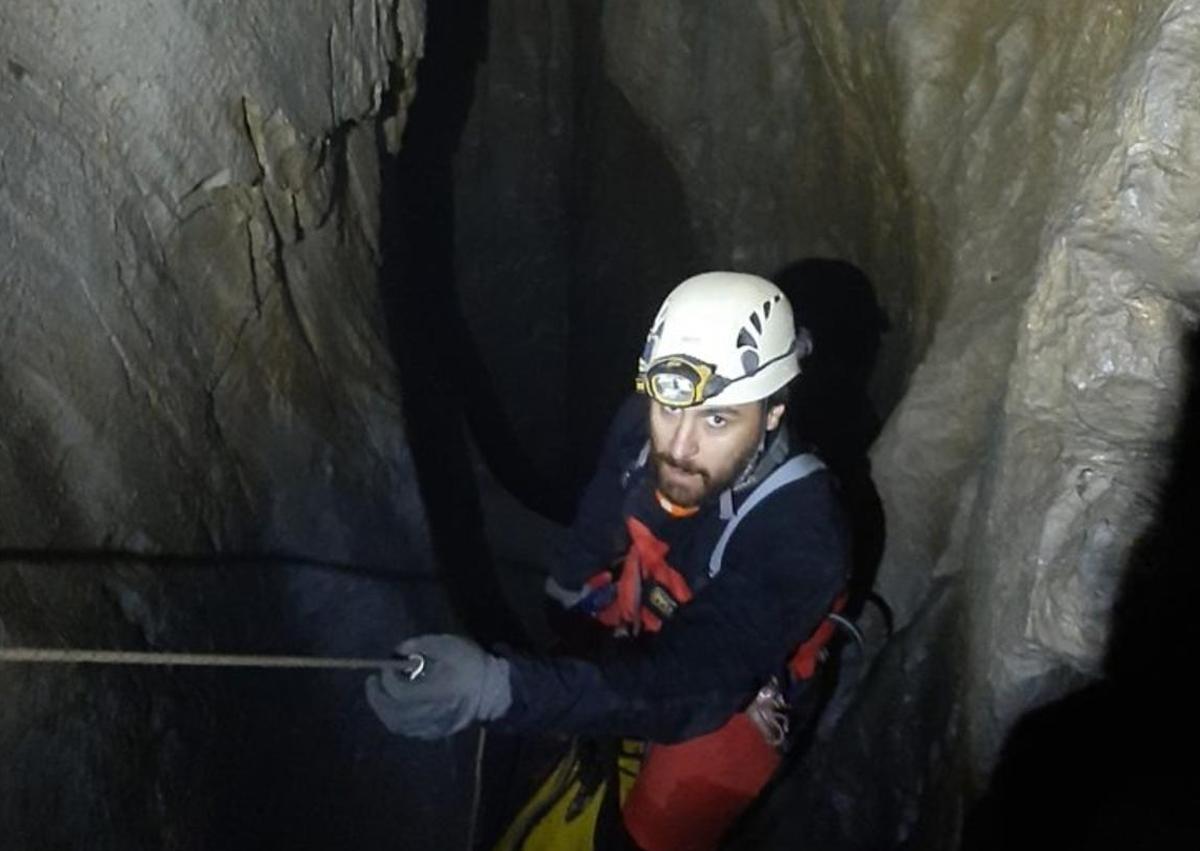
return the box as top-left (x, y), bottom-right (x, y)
top-left (707, 453), bottom-right (825, 578)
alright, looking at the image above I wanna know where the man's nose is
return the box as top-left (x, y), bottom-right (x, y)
top-left (666, 413), bottom-right (698, 460)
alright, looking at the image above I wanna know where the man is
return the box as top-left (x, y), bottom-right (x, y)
top-left (367, 272), bottom-right (847, 850)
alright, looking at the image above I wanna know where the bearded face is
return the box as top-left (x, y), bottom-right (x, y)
top-left (647, 400), bottom-right (783, 507)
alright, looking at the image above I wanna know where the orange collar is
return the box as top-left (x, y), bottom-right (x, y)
top-left (654, 489), bottom-right (701, 518)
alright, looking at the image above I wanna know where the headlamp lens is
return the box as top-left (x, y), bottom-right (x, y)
top-left (642, 355), bottom-right (722, 407)
top-left (649, 371), bottom-right (699, 406)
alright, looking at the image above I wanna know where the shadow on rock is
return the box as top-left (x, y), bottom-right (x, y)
top-left (774, 258), bottom-right (889, 616)
top-left (376, 0), bottom-right (549, 649)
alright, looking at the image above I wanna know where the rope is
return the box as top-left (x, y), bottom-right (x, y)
top-left (0, 646), bottom-right (424, 675)
top-left (466, 727), bottom-right (488, 851)
top-left (0, 547), bottom-right (436, 583)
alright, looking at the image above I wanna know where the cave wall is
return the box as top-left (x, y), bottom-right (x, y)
top-left (893, 0), bottom-right (1200, 780)
top-left (0, 3), bottom-right (475, 848)
top-left (0, 0), bottom-right (426, 559)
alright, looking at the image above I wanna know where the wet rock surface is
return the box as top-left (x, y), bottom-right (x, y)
top-left (0, 3), bottom-right (478, 848)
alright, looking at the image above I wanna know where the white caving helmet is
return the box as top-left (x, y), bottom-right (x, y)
top-left (635, 271), bottom-right (811, 408)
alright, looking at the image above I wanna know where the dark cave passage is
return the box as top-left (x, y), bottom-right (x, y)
top-left (375, 0), bottom-right (529, 649)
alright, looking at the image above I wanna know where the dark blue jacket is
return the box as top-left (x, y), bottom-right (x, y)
top-left (496, 396), bottom-right (847, 743)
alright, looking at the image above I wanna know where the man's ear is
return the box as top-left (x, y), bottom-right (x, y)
top-left (765, 403), bottom-right (785, 431)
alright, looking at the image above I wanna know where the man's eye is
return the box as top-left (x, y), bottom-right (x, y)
top-left (705, 414), bottom-right (727, 428)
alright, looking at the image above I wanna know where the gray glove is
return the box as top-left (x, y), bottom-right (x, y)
top-left (365, 633), bottom-right (512, 739)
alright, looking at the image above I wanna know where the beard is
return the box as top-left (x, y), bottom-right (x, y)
top-left (651, 454), bottom-right (712, 507)
top-left (650, 435), bottom-right (763, 508)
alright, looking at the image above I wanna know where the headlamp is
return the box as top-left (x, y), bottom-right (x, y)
top-left (636, 355), bottom-right (729, 408)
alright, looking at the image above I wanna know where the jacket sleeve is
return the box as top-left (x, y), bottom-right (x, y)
top-left (494, 470), bottom-right (847, 743)
top-left (548, 395), bottom-right (648, 590)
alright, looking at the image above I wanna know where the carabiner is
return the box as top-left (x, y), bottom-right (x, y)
top-left (401, 652), bottom-right (426, 681)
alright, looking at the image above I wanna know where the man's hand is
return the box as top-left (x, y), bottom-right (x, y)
top-left (365, 634), bottom-right (512, 739)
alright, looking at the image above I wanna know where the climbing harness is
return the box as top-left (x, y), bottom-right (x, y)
top-left (596, 452), bottom-right (828, 635)
top-left (708, 452), bottom-right (826, 578)
top-left (503, 450), bottom-right (857, 851)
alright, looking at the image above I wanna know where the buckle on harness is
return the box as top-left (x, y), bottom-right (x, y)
top-left (745, 676), bottom-right (790, 749)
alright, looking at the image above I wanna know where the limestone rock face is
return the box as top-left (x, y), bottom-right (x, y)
top-left (861, 0), bottom-right (1200, 773)
top-left (0, 0), bottom-right (425, 558)
top-left (598, 0), bottom-right (1200, 845)
top-left (0, 3), bottom-right (472, 848)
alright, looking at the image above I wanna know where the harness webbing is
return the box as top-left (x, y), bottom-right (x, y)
top-left (707, 453), bottom-right (825, 578)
